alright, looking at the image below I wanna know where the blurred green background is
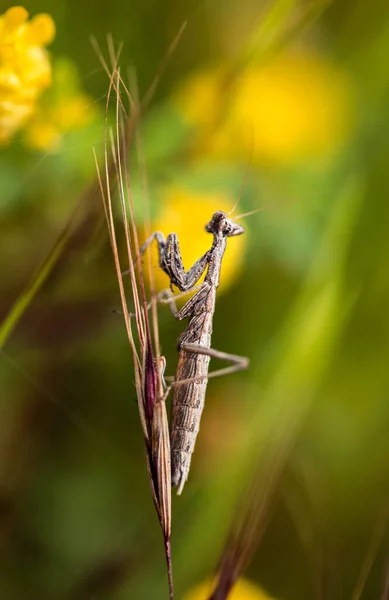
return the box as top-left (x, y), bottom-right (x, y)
top-left (1, 0), bottom-right (389, 599)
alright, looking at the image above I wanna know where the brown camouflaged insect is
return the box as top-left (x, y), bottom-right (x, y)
top-left (141, 210), bottom-right (249, 494)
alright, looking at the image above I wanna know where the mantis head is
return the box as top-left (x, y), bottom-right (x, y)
top-left (205, 211), bottom-right (245, 238)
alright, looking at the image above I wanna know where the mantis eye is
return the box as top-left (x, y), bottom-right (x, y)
top-left (225, 221), bottom-right (245, 237)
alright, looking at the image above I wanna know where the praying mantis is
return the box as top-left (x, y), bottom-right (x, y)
top-left (140, 209), bottom-right (249, 494)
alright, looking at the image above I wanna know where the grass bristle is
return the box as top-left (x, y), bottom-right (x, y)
top-left (92, 38), bottom-right (181, 599)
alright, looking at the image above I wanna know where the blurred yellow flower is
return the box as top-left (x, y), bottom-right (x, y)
top-left (147, 188), bottom-right (246, 295)
top-left (24, 58), bottom-right (97, 151)
top-left (0, 6), bottom-right (55, 143)
top-left (183, 578), bottom-right (275, 600)
top-left (174, 51), bottom-right (353, 165)
top-left (174, 68), bottom-right (225, 134)
top-left (0, 7), bottom-right (96, 149)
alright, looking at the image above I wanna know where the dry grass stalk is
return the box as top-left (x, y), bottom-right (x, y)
top-left (208, 413), bottom-right (305, 600)
top-left (209, 428), bottom-right (387, 600)
top-left (351, 514), bottom-right (387, 600)
top-left (93, 49), bottom-right (174, 599)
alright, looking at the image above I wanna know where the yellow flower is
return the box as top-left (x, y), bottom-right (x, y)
top-left (23, 119), bottom-right (62, 151)
top-left (146, 188), bottom-right (246, 295)
top-left (24, 58), bottom-right (97, 151)
top-left (24, 92), bottom-right (96, 151)
top-left (0, 6), bottom-right (55, 143)
top-left (174, 51), bottom-right (353, 165)
top-left (183, 578), bottom-right (275, 600)
top-left (0, 97), bottom-right (34, 142)
top-left (23, 13), bottom-right (55, 46)
top-left (174, 68), bottom-right (225, 133)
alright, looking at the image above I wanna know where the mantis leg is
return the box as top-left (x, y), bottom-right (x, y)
top-left (167, 342), bottom-right (249, 386)
top-left (135, 231), bottom-right (211, 291)
top-left (119, 284), bottom-right (203, 319)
